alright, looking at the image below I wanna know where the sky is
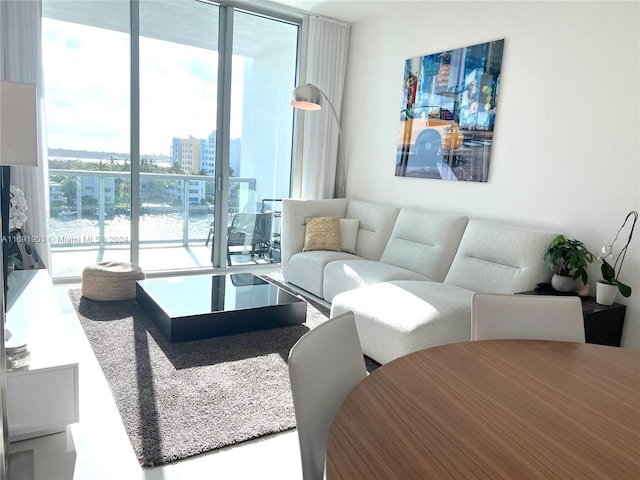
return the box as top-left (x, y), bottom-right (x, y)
top-left (42, 18), bottom-right (244, 156)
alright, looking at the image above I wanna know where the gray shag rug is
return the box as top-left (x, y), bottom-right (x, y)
top-left (69, 277), bottom-right (379, 467)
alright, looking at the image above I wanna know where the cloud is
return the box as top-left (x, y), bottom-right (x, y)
top-left (182, 56), bottom-right (216, 84)
top-left (63, 36), bottom-right (82, 50)
top-left (43, 17), bottom-right (243, 154)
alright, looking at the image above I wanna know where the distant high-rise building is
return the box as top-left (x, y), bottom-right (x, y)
top-left (171, 136), bottom-right (201, 174)
top-left (172, 132), bottom-right (242, 179)
top-left (230, 138), bottom-right (241, 177)
top-left (200, 131), bottom-right (216, 175)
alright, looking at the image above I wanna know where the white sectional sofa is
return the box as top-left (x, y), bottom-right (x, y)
top-left (281, 198), bottom-right (557, 364)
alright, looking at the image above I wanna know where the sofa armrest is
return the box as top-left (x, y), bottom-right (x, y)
top-left (281, 198), bottom-right (349, 268)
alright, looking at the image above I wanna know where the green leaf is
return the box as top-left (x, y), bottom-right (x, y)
top-left (601, 261), bottom-right (616, 283)
top-left (8, 254), bottom-right (22, 270)
top-left (617, 281), bottom-right (632, 298)
top-left (580, 271), bottom-right (589, 285)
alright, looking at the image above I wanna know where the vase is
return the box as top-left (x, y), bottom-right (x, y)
top-left (578, 283), bottom-right (590, 297)
top-left (551, 274), bottom-right (577, 293)
top-left (596, 282), bottom-right (618, 306)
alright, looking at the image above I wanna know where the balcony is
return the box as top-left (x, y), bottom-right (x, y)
top-left (49, 169), bottom-right (278, 279)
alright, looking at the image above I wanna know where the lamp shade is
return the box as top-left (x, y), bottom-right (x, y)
top-left (289, 82), bottom-right (347, 197)
top-left (0, 80), bottom-right (38, 167)
top-left (290, 84), bottom-right (323, 111)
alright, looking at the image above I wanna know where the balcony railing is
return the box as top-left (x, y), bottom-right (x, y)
top-left (49, 169), bottom-right (257, 250)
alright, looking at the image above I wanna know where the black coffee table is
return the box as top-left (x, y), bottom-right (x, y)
top-left (136, 273), bottom-right (307, 342)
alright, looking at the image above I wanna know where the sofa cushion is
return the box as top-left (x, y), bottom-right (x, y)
top-left (331, 280), bottom-right (474, 364)
top-left (345, 199), bottom-right (399, 261)
top-left (444, 219), bottom-right (557, 293)
top-left (379, 209), bottom-right (468, 281)
top-left (281, 198), bottom-right (349, 266)
top-left (339, 218), bottom-right (360, 253)
top-left (283, 250), bottom-right (361, 298)
top-left (322, 259), bottom-right (431, 302)
top-left (303, 216), bottom-right (341, 252)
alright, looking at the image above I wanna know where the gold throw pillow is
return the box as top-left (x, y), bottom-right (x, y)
top-left (303, 216), bottom-right (341, 252)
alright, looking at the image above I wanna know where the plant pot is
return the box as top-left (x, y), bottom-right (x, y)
top-left (551, 274), bottom-right (577, 293)
top-left (578, 282), bottom-right (590, 297)
top-left (596, 282), bottom-right (618, 306)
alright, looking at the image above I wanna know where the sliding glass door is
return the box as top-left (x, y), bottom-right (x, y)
top-left (222, 9), bottom-right (298, 267)
top-left (138, 0), bottom-right (219, 271)
top-left (42, 0), bottom-right (299, 277)
top-left (43, 0), bottom-right (132, 278)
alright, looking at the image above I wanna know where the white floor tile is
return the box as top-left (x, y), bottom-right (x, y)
top-left (171, 431), bottom-right (301, 480)
top-left (7, 281), bottom-right (303, 480)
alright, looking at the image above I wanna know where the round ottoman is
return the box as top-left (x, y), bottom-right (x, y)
top-left (82, 261), bottom-right (145, 301)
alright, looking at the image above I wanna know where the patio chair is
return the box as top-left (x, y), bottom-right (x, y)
top-left (206, 202), bottom-right (271, 247)
top-left (226, 212), bottom-right (272, 266)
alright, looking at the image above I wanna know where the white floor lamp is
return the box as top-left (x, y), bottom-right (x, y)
top-left (290, 83), bottom-right (347, 198)
top-left (0, 80), bottom-right (39, 479)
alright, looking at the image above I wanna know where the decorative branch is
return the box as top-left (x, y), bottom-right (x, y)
top-left (599, 210), bottom-right (638, 297)
top-left (610, 211), bottom-right (638, 278)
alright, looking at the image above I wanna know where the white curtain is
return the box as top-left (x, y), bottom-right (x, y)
top-left (0, 0), bottom-right (51, 269)
top-left (297, 16), bottom-right (350, 199)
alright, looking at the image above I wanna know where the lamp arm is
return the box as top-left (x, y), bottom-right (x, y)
top-left (317, 90), bottom-right (347, 198)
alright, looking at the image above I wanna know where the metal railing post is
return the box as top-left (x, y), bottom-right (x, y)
top-left (182, 178), bottom-right (189, 247)
top-left (98, 176), bottom-right (105, 247)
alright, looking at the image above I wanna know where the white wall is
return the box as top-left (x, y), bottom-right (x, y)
top-left (340, 1), bottom-right (640, 348)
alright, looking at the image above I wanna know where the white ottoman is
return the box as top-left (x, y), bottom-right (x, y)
top-left (81, 261), bottom-right (145, 301)
top-left (330, 280), bottom-right (475, 364)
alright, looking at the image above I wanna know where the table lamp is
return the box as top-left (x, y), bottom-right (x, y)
top-left (0, 79), bottom-right (38, 477)
top-left (0, 79), bottom-right (39, 312)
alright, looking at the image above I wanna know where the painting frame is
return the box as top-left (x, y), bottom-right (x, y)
top-left (395, 39), bottom-right (505, 182)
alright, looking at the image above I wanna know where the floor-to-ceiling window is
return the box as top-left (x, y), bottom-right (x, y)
top-left (223, 9), bottom-right (298, 267)
top-left (43, 0), bottom-right (132, 278)
top-left (42, 0), bottom-right (299, 278)
top-left (137, 0), bottom-right (219, 271)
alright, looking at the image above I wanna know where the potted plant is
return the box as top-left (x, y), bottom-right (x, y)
top-left (596, 210), bottom-right (638, 305)
top-left (543, 234), bottom-right (594, 293)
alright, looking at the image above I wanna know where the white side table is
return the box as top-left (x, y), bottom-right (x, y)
top-left (5, 270), bottom-right (79, 442)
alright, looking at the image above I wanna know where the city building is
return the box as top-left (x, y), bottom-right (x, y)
top-left (171, 136), bottom-right (202, 174)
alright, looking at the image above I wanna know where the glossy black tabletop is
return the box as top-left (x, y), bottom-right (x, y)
top-left (136, 273), bottom-right (302, 318)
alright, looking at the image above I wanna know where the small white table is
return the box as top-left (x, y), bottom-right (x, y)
top-left (5, 270), bottom-right (79, 442)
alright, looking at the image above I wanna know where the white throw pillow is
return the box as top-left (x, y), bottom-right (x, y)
top-left (340, 218), bottom-right (360, 254)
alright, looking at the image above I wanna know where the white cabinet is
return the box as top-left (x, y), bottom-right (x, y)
top-left (5, 270), bottom-right (79, 442)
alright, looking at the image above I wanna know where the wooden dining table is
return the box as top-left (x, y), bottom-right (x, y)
top-left (326, 340), bottom-right (640, 479)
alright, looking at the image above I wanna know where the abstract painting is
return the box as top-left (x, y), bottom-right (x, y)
top-left (395, 39), bottom-right (504, 182)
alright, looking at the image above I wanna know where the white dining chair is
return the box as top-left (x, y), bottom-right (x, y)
top-left (288, 311), bottom-right (368, 480)
top-left (471, 293), bottom-right (585, 343)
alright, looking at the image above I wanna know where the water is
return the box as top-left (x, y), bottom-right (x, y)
top-left (50, 213), bottom-right (213, 246)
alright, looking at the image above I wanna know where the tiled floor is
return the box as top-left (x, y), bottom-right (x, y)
top-left (50, 245), bottom-right (275, 280)
top-left (51, 245), bottom-right (214, 279)
top-left (9, 272), bottom-right (304, 480)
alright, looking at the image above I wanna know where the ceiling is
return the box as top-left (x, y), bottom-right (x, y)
top-left (42, 0), bottom-right (400, 58)
top-left (43, 1), bottom-right (299, 58)
top-left (258, 0), bottom-right (398, 23)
